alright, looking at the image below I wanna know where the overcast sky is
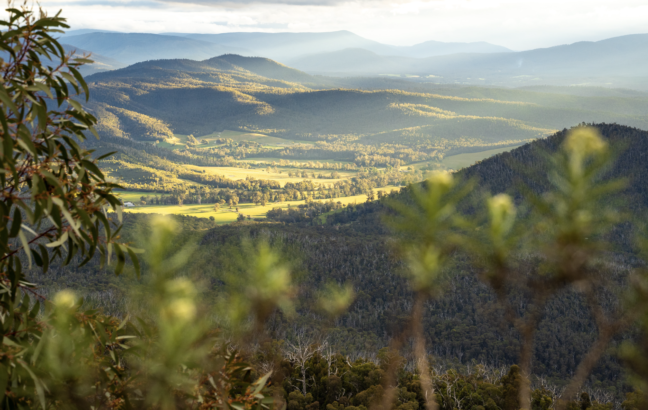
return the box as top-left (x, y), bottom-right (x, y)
top-left (42, 0), bottom-right (648, 50)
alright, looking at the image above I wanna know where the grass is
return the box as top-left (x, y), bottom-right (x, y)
top-left (205, 130), bottom-right (292, 145)
top-left (441, 146), bottom-right (522, 170)
top-left (183, 164), bottom-right (357, 187)
top-left (412, 145), bottom-right (523, 172)
top-left (123, 186), bottom-right (400, 224)
top-left (115, 190), bottom-right (169, 203)
top-left (157, 130), bottom-right (315, 151)
top-left (238, 158), bottom-right (354, 166)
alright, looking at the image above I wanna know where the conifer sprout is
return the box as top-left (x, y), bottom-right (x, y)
top-left (427, 170), bottom-right (453, 191)
top-left (246, 242), bottom-right (294, 320)
top-left (384, 170), bottom-right (472, 410)
top-left (214, 239), bottom-right (295, 340)
top-left (404, 244), bottom-right (442, 295)
top-left (0, 6), bottom-right (279, 406)
top-left (451, 125), bottom-right (639, 410)
top-left (487, 193), bottom-right (516, 239)
top-left (317, 281), bottom-right (356, 318)
top-left (563, 127), bottom-right (608, 177)
top-left (53, 289), bottom-right (77, 311)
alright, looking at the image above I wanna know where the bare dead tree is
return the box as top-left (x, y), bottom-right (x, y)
top-left (284, 335), bottom-right (324, 395)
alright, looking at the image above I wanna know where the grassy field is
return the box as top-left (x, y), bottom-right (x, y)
top-left (441, 145), bottom-right (522, 170)
top-left (115, 190), bottom-right (170, 203)
top-left (202, 130), bottom-right (293, 146)
top-left (156, 130), bottom-right (314, 151)
top-left (238, 158), bottom-right (354, 166)
top-left (123, 186), bottom-right (399, 224)
top-left (412, 145), bottom-right (522, 172)
top-left (183, 164), bottom-right (357, 187)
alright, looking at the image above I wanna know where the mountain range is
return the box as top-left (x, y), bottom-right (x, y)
top-left (61, 44), bottom-right (125, 75)
top-left (60, 30), bottom-right (510, 71)
top-left (81, 54), bottom-right (648, 162)
top-left (61, 32), bottom-right (250, 65)
top-left (178, 31), bottom-right (512, 61)
top-left (61, 30), bottom-right (648, 90)
top-left (290, 34), bottom-right (648, 89)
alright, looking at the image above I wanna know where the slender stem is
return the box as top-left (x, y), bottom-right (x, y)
top-left (412, 292), bottom-right (438, 410)
top-left (555, 288), bottom-right (643, 410)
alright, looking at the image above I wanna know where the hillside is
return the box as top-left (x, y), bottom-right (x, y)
top-left (75, 55), bottom-right (648, 231)
top-left (84, 55), bottom-right (648, 158)
top-left (55, 124), bottom-right (648, 394)
top-left (460, 123), bottom-right (648, 213)
top-left (326, 123), bottom-right (648, 227)
top-left (60, 30), bottom-right (648, 89)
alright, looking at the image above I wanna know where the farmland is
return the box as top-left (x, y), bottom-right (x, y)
top-left (156, 130), bottom-right (313, 150)
top-left (183, 164), bottom-right (358, 187)
top-left (121, 186), bottom-right (399, 223)
top-left (409, 144), bottom-right (525, 172)
top-left (88, 54), bottom-right (643, 225)
top-left (108, 140), bottom-right (518, 224)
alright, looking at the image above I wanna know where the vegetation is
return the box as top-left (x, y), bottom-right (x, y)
top-left (4, 5), bottom-right (648, 410)
top-left (74, 53), bottom-right (648, 226)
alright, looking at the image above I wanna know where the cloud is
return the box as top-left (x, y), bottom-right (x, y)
top-left (47, 0), bottom-right (170, 8)
top-left (43, 0), bottom-right (648, 50)
top-left (157, 0), bottom-right (353, 5)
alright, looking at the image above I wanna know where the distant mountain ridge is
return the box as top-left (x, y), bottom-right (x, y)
top-left (61, 32), bottom-right (252, 65)
top-left (82, 53), bottom-right (648, 157)
top-left (289, 33), bottom-right (648, 89)
top-left (180, 30), bottom-right (513, 61)
top-left (89, 54), bottom-right (317, 85)
top-left (61, 30), bottom-right (511, 68)
top-left (62, 29), bottom-right (648, 89)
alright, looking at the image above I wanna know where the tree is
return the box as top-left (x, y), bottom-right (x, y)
top-left (0, 4), bottom-right (139, 406)
top-left (285, 337), bottom-right (324, 396)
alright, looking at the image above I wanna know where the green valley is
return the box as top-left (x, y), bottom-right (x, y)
top-left (82, 55), bottom-right (648, 222)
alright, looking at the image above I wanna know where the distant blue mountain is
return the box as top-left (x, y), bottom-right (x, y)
top-left (288, 34), bottom-right (648, 89)
top-left (62, 29), bottom-right (117, 36)
top-left (62, 29), bottom-right (511, 66)
top-left (61, 33), bottom-right (252, 65)
top-left (181, 30), bottom-right (512, 62)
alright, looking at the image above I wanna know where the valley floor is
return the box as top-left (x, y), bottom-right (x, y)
top-left (121, 186), bottom-right (399, 223)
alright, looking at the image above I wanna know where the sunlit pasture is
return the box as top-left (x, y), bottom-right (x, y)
top-left (183, 164), bottom-right (357, 187)
top-left (122, 186), bottom-right (399, 223)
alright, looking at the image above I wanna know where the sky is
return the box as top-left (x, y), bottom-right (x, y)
top-left (42, 0), bottom-right (648, 50)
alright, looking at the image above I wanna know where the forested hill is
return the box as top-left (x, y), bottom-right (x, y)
top-left (320, 123), bottom-right (648, 231)
top-left (88, 54), bottom-right (319, 85)
top-left (83, 54), bottom-right (648, 168)
top-left (247, 123), bottom-right (648, 392)
top-left (459, 123), bottom-right (648, 210)
top-left (49, 124), bottom-right (648, 394)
